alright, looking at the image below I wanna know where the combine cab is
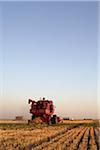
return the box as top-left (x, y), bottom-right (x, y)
top-left (28, 97), bottom-right (61, 124)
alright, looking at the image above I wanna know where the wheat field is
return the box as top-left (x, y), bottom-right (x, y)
top-left (0, 120), bottom-right (99, 150)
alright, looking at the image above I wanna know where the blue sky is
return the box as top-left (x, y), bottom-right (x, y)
top-left (0, 1), bottom-right (98, 119)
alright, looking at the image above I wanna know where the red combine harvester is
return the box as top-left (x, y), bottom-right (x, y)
top-left (28, 97), bottom-right (62, 124)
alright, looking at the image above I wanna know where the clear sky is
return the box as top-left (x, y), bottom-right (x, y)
top-left (0, 1), bottom-right (98, 119)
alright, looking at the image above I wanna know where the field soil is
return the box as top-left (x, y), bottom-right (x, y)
top-left (0, 120), bottom-right (99, 150)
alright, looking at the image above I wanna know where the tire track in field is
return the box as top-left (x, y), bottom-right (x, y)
top-left (78, 127), bottom-right (90, 150)
top-left (64, 127), bottom-right (87, 150)
top-left (94, 127), bottom-right (100, 150)
top-left (88, 127), bottom-right (98, 150)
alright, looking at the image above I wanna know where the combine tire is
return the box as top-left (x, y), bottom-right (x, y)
top-left (51, 115), bottom-right (58, 124)
top-left (31, 114), bottom-right (35, 120)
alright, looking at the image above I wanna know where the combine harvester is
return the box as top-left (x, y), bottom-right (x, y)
top-left (28, 97), bottom-right (62, 124)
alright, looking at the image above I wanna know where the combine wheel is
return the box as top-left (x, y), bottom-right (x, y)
top-left (51, 115), bottom-right (58, 124)
top-left (31, 114), bottom-right (35, 120)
